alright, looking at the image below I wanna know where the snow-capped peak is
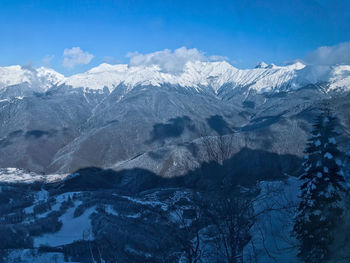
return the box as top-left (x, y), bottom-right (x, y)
top-left (0, 65), bottom-right (31, 89)
top-left (59, 60), bottom-right (350, 94)
top-left (255, 62), bottom-right (269, 69)
top-left (62, 60), bottom-right (307, 94)
top-left (87, 63), bottom-right (129, 74)
top-left (37, 67), bottom-right (65, 82)
top-left (61, 60), bottom-right (239, 92)
top-left (0, 65), bottom-right (65, 91)
top-left (1, 60), bottom-right (350, 96)
top-left (328, 65), bottom-right (350, 91)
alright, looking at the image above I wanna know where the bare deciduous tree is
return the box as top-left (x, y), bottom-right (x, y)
top-left (198, 126), bottom-right (235, 165)
top-left (171, 206), bottom-right (204, 263)
top-left (203, 188), bottom-right (255, 263)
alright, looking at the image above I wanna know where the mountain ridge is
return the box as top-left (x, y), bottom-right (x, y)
top-left (0, 60), bottom-right (349, 176)
top-left (1, 61), bottom-right (350, 96)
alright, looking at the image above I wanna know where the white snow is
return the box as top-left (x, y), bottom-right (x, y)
top-left (126, 213), bottom-right (141, 218)
top-left (24, 205), bottom-right (34, 214)
top-left (54, 61), bottom-right (350, 94)
top-left (324, 152), bottom-right (333, 159)
top-left (314, 139), bottom-right (321, 146)
top-left (316, 160), bottom-right (322, 167)
top-left (0, 65), bottom-right (31, 89)
top-left (329, 137), bottom-right (336, 144)
top-left (55, 191), bottom-right (82, 203)
top-left (0, 168), bottom-right (68, 183)
top-left (34, 202), bottom-right (96, 247)
top-left (304, 163), bottom-right (312, 172)
top-left (24, 192), bottom-right (81, 219)
top-left (0, 65), bottom-right (64, 90)
top-left (105, 205), bottom-right (119, 216)
top-left (36, 189), bottom-right (49, 202)
top-left (328, 65), bottom-right (350, 91)
top-left (313, 210), bottom-right (322, 216)
top-left (255, 62), bottom-right (269, 69)
top-left (121, 195), bottom-right (168, 211)
top-left (1, 60), bottom-right (350, 96)
top-left (9, 60), bottom-right (305, 94)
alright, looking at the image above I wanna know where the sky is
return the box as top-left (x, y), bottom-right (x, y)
top-left (0, 0), bottom-right (350, 74)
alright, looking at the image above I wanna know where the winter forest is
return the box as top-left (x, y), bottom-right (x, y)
top-left (0, 106), bottom-right (349, 262)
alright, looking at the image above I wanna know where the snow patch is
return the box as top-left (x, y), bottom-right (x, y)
top-left (34, 203), bottom-right (96, 247)
top-left (324, 152), bottom-right (333, 159)
top-left (0, 168), bottom-right (68, 183)
top-left (314, 140), bottom-right (321, 147)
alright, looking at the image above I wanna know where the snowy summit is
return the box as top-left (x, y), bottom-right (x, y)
top-left (0, 60), bottom-right (350, 95)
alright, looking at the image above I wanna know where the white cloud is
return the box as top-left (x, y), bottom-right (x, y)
top-left (42, 55), bottom-right (55, 67)
top-left (21, 62), bottom-right (36, 72)
top-left (63, 47), bottom-right (94, 69)
top-left (126, 47), bottom-right (227, 74)
top-left (306, 42), bottom-right (350, 66)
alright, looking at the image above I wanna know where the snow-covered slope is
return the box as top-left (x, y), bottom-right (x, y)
top-left (0, 168), bottom-right (67, 183)
top-left (0, 65), bottom-right (64, 91)
top-left (61, 61), bottom-right (307, 93)
top-left (0, 60), bottom-right (349, 175)
top-left (62, 61), bottom-right (237, 92)
top-left (328, 65), bottom-right (350, 91)
top-left (60, 61), bottom-right (350, 94)
top-left (1, 61), bottom-right (350, 95)
top-left (36, 67), bottom-right (65, 90)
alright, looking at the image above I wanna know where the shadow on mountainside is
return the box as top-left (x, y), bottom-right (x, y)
top-left (55, 147), bottom-right (302, 194)
top-left (148, 116), bottom-right (196, 143)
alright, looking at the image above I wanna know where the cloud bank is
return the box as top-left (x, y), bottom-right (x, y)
top-left (127, 47), bottom-right (227, 74)
top-left (306, 42), bottom-right (350, 66)
top-left (63, 47), bottom-right (94, 69)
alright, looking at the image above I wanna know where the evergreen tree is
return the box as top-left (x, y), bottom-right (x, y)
top-left (344, 143), bottom-right (350, 185)
top-left (293, 109), bottom-right (346, 263)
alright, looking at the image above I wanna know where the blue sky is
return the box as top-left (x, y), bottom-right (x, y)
top-left (0, 0), bottom-right (349, 74)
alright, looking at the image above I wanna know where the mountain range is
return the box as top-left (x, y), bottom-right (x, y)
top-left (0, 61), bottom-right (349, 178)
top-left (2, 61), bottom-right (350, 94)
